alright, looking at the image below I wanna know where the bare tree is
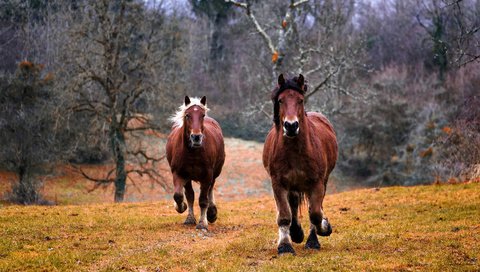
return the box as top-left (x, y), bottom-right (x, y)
top-left (67, 0), bottom-right (168, 202)
top-left (226, 0), bottom-right (358, 98)
top-left (449, 0), bottom-right (480, 66)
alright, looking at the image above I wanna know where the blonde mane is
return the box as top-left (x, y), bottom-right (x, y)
top-left (169, 97), bottom-right (209, 128)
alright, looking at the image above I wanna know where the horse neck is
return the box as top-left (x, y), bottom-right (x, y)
top-left (180, 124), bottom-right (190, 148)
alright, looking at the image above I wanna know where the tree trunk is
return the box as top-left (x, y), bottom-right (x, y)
top-left (433, 16), bottom-right (447, 82)
top-left (14, 162), bottom-right (38, 204)
top-left (111, 124), bottom-right (127, 203)
top-left (209, 12), bottom-right (228, 73)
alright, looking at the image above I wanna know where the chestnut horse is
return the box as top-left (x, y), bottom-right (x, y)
top-left (166, 96), bottom-right (225, 230)
top-left (263, 74), bottom-right (338, 255)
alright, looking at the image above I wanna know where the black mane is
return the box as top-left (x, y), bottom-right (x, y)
top-left (271, 75), bottom-right (308, 127)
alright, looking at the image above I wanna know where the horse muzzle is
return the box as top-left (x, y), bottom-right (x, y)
top-left (189, 133), bottom-right (204, 147)
top-left (283, 120), bottom-right (299, 138)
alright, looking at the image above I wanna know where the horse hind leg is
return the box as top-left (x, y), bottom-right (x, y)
top-left (207, 180), bottom-right (217, 223)
top-left (183, 180), bottom-right (196, 225)
top-left (288, 191), bottom-right (304, 244)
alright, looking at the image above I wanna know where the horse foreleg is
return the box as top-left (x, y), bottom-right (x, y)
top-left (305, 180), bottom-right (332, 250)
top-left (288, 191), bottom-right (304, 244)
top-left (184, 180), bottom-right (196, 225)
top-left (196, 181), bottom-right (210, 230)
top-left (273, 182), bottom-right (295, 255)
top-left (207, 180), bottom-right (217, 223)
top-left (173, 173), bottom-right (187, 214)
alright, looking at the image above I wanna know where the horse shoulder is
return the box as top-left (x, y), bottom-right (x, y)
top-left (262, 126), bottom-right (277, 171)
top-left (166, 127), bottom-right (184, 169)
top-left (204, 117), bottom-right (226, 165)
top-left (204, 117), bottom-right (224, 147)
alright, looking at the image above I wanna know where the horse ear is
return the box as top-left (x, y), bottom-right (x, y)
top-left (278, 74), bottom-right (285, 86)
top-left (200, 96), bottom-right (207, 106)
top-left (184, 96), bottom-right (190, 106)
top-left (297, 74), bottom-right (304, 88)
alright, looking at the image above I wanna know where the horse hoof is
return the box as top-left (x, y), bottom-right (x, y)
top-left (196, 222), bottom-right (208, 230)
top-left (305, 230), bottom-right (321, 250)
top-left (207, 206), bottom-right (217, 223)
top-left (278, 243), bottom-right (295, 255)
top-left (318, 218), bottom-right (332, 236)
top-left (184, 216), bottom-right (196, 225)
top-left (290, 222), bottom-right (304, 243)
top-left (174, 202), bottom-right (187, 214)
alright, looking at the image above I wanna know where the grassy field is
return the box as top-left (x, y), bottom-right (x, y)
top-left (1, 182), bottom-right (479, 271)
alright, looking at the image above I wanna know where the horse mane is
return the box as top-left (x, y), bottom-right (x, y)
top-left (169, 97), bottom-right (209, 128)
top-left (271, 75), bottom-right (308, 127)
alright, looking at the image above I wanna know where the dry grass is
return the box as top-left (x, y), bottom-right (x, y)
top-left (1, 183), bottom-right (479, 271)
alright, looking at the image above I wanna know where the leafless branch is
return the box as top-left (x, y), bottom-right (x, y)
top-left (226, 0), bottom-right (276, 54)
top-left (290, 0), bottom-right (309, 8)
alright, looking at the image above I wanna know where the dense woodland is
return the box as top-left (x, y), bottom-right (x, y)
top-left (0, 0), bottom-right (479, 203)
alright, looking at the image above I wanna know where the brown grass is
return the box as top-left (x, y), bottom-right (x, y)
top-left (1, 183), bottom-right (479, 271)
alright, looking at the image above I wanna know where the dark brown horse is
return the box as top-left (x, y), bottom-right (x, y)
top-left (166, 96), bottom-right (225, 230)
top-left (263, 74), bottom-right (338, 254)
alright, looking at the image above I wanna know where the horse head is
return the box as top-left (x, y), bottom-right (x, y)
top-left (183, 96), bottom-right (207, 148)
top-left (272, 74), bottom-right (307, 138)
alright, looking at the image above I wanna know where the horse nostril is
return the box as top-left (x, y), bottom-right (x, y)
top-left (284, 121), bottom-right (298, 130)
top-left (291, 121), bottom-right (299, 130)
top-left (191, 134), bottom-right (201, 142)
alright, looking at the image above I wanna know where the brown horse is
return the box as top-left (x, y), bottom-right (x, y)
top-left (263, 74), bottom-right (338, 255)
top-left (166, 96), bottom-right (225, 230)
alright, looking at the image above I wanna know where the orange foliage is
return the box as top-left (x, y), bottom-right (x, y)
top-left (19, 60), bottom-right (34, 69)
top-left (419, 147), bottom-right (433, 158)
top-left (43, 72), bottom-right (54, 82)
top-left (447, 177), bottom-right (459, 184)
top-left (442, 126), bottom-right (452, 135)
top-left (272, 51), bottom-right (279, 63)
top-left (282, 20), bottom-right (287, 28)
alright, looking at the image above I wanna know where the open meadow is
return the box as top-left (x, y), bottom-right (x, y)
top-left (1, 181), bottom-right (479, 271)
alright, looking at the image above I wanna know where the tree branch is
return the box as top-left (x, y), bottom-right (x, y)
top-left (227, 0), bottom-right (276, 54)
top-left (290, 0), bottom-right (309, 8)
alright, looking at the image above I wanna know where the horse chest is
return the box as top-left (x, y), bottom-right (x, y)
top-left (282, 168), bottom-right (308, 185)
top-left (177, 154), bottom-right (211, 180)
top-left (274, 153), bottom-right (321, 189)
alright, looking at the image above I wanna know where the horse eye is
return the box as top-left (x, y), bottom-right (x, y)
top-left (299, 99), bottom-right (304, 104)
top-left (202, 114), bottom-right (205, 118)
top-left (279, 99), bottom-right (283, 104)
top-left (185, 114), bottom-right (190, 119)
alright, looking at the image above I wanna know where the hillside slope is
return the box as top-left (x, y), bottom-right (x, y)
top-left (1, 183), bottom-right (479, 271)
